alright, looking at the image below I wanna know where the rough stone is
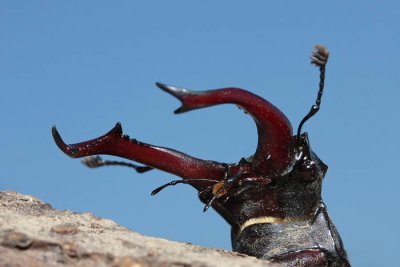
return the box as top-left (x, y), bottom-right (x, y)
top-left (0, 190), bottom-right (278, 267)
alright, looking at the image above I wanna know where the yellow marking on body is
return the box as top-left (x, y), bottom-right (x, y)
top-left (239, 216), bottom-right (308, 232)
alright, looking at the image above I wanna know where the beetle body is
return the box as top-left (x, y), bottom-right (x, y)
top-left (235, 203), bottom-right (348, 265)
top-left (52, 45), bottom-right (350, 266)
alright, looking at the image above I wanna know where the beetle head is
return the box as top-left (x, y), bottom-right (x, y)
top-left (198, 132), bottom-right (328, 229)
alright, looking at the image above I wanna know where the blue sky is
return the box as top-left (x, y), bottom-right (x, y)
top-left (1, 2), bottom-right (399, 266)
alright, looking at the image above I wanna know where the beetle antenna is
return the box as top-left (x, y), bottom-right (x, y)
top-left (151, 178), bottom-right (221, 196)
top-left (81, 155), bottom-right (153, 173)
top-left (297, 45), bottom-right (329, 140)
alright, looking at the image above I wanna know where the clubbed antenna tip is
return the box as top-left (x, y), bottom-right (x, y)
top-left (311, 44), bottom-right (329, 67)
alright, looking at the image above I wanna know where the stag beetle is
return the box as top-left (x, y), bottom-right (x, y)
top-left (52, 45), bottom-right (350, 266)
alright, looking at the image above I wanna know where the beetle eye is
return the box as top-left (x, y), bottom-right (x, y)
top-left (300, 159), bottom-right (318, 181)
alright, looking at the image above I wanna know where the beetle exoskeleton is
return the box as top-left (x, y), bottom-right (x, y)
top-left (52, 45), bottom-right (350, 266)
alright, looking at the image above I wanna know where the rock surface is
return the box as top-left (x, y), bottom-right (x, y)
top-left (0, 190), bottom-right (277, 267)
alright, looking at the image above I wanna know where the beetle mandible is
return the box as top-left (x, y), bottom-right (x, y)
top-left (52, 45), bottom-right (350, 266)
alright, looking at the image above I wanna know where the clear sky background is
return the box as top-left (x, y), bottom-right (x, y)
top-left (1, 2), bottom-right (399, 266)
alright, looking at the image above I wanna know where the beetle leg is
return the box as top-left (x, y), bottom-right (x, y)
top-left (82, 155), bottom-right (153, 173)
top-left (52, 123), bottom-right (227, 190)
